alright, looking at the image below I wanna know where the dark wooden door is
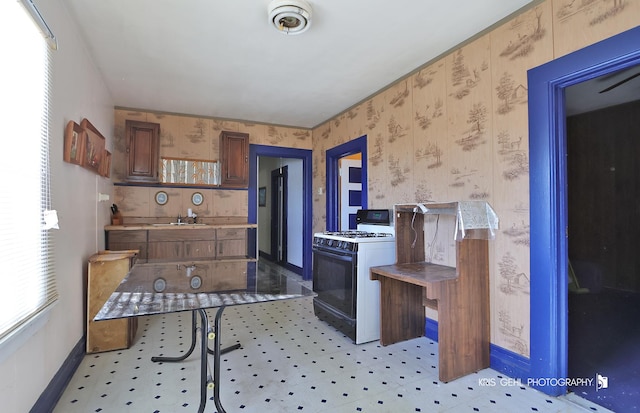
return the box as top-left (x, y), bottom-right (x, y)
top-left (270, 166), bottom-right (288, 264)
top-left (125, 120), bottom-right (160, 182)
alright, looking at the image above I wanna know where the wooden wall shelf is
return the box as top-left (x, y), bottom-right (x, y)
top-left (113, 182), bottom-right (249, 191)
top-left (63, 119), bottom-right (111, 178)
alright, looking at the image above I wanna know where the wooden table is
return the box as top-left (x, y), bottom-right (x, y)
top-left (370, 238), bottom-right (490, 383)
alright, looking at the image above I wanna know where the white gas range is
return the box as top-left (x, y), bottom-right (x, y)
top-left (312, 210), bottom-right (396, 344)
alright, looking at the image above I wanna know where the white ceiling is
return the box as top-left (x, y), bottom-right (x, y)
top-left (565, 65), bottom-right (640, 116)
top-left (62, 0), bottom-right (537, 129)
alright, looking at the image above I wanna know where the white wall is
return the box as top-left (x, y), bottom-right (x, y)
top-left (285, 159), bottom-right (303, 268)
top-left (0, 1), bottom-right (114, 411)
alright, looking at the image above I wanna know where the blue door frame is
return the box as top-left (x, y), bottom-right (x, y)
top-left (248, 144), bottom-right (313, 281)
top-left (528, 26), bottom-right (640, 396)
top-left (326, 135), bottom-right (368, 231)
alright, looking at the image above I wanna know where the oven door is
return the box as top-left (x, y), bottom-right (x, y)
top-left (312, 246), bottom-right (357, 318)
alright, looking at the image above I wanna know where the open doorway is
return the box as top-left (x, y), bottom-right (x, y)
top-left (326, 135), bottom-right (368, 231)
top-left (528, 25), bottom-right (640, 406)
top-left (257, 157), bottom-right (300, 273)
top-left (338, 153), bottom-right (362, 230)
top-left (249, 145), bottom-right (313, 281)
top-left (565, 75), bottom-right (640, 410)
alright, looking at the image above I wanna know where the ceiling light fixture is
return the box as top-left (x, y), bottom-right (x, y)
top-left (268, 0), bottom-right (312, 35)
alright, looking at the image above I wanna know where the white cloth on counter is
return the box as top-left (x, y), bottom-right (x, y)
top-left (454, 201), bottom-right (499, 241)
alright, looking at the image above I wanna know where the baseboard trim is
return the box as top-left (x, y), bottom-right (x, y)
top-left (281, 261), bottom-right (303, 276)
top-left (30, 337), bottom-right (85, 413)
top-left (258, 252), bottom-right (303, 277)
top-left (258, 250), bottom-right (274, 261)
top-left (489, 343), bottom-right (531, 379)
top-left (425, 317), bottom-right (438, 342)
top-left (423, 318), bottom-right (531, 379)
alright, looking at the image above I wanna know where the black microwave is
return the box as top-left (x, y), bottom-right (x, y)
top-left (355, 209), bottom-right (391, 226)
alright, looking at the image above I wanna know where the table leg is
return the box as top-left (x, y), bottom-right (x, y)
top-left (150, 307), bottom-right (241, 413)
top-left (151, 311), bottom-right (198, 363)
top-left (211, 306), bottom-right (226, 413)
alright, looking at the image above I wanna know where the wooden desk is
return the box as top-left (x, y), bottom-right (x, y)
top-left (370, 238), bottom-right (490, 382)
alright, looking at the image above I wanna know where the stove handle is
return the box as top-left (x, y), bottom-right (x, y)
top-left (312, 247), bottom-right (356, 260)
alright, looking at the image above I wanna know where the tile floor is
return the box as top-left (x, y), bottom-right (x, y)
top-left (54, 262), bottom-right (611, 413)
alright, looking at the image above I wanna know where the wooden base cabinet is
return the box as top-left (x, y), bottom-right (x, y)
top-left (105, 230), bottom-right (148, 262)
top-left (216, 228), bottom-right (247, 259)
top-left (147, 229), bottom-right (216, 262)
top-left (107, 227), bottom-right (250, 263)
top-left (87, 251), bottom-right (138, 353)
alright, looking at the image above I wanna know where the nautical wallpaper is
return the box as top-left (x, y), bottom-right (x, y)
top-left (312, 0), bottom-right (638, 356)
top-left (108, 0), bottom-right (639, 357)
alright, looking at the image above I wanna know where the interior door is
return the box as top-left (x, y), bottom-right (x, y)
top-left (270, 166), bottom-right (288, 263)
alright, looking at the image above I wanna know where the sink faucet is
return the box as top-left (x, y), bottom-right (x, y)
top-left (177, 214), bottom-right (183, 224)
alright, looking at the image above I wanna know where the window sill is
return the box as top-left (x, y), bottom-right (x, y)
top-left (0, 303), bottom-right (56, 364)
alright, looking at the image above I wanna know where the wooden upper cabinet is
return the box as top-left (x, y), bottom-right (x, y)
top-left (220, 131), bottom-right (249, 188)
top-left (126, 120), bottom-right (160, 183)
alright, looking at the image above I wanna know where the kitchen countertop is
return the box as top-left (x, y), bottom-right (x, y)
top-left (105, 223), bottom-right (257, 231)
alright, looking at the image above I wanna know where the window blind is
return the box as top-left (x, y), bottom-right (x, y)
top-left (0, 1), bottom-right (58, 344)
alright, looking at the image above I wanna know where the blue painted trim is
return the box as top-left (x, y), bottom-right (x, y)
top-left (30, 337), bottom-right (85, 413)
top-left (257, 251), bottom-right (302, 275)
top-left (249, 144), bottom-right (313, 281)
top-left (528, 26), bottom-right (640, 396)
top-left (246, 261), bottom-right (257, 289)
top-left (325, 135), bottom-right (368, 231)
top-left (423, 318), bottom-right (531, 382)
top-left (425, 317), bottom-right (438, 342)
top-left (490, 344), bottom-right (531, 381)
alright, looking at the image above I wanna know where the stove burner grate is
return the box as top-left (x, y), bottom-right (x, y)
top-left (322, 231), bottom-right (394, 238)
